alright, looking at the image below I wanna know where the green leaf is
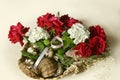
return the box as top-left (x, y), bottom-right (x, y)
top-left (57, 49), bottom-right (65, 55)
top-left (62, 31), bottom-right (69, 36)
top-left (56, 48), bottom-right (65, 60)
top-left (62, 32), bottom-right (75, 49)
top-left (56, 53), bottom-right (64, 61)
top-left (21, 50), bottom-right (38, 61)
top-left (101, 52), bottom-right (110, 58)
top-left (62, 36), bottom-right (70, 49)
top-left (56, 51), bottom-right (75, 68)
top-left (106, 39), bottom-right (110, 47)
top-left (52, 39), bottom-right (61, 45)
top-left (57, 12), bottom-right (60, 17)
top-left (61, 56), bottom-right (75, 68)
top-left (34, 41), bottom-right (45, 52)
top-left (49, 29), bottom-right (56, 37)
top-left (90, 55), bottom-right (98, 60)
top-left (43, 39), bottom-right (50, 46)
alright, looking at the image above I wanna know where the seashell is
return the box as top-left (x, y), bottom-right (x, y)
top-left (27, 47), bottom-right (38, 55)
top-left (37, 58), bottom-right (58, 78)
top-left (25, 59), bottom-right (34, 66)
top-left (27, 47), bottom-right (34, 53)
top-left (55, 63), bottom-right (63, 76)
top-left (45, 48), bottom-right (54, 58)
top-left (63, 64), bottom-right (79, 75)
top-left (24, 59), bottom-right (34, 70)
top-left (65, 49), bottom-right (78, 58)
top-left (53, 56), bottom-right (59, 61)
top-left (33, 45), bottom-right (38, 48)
top-left (65, 49), bottom-right (81, 61)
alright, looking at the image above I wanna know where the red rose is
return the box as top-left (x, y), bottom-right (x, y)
top-left (89, 36), bottom-right (106, 55)
top-left (37, 13), bottom-right (64, 36)
top-left (89, 25), bottom-right (106, 40)
top-left (73, 42), bottom-right (92, 58)
top-left (8, 22), bottom-right (29, 46)
top-left (60, 15), bottom-right (79, 27)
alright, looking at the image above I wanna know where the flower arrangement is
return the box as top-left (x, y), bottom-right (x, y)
top-left (8, 13), bottom-right (110, 80)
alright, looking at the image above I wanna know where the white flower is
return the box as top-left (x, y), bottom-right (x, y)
top-left (67, 23), bottom-right (90, 44)
top-left (27, 47), bottom-right (34, 53)
top-left (28, 27), bottom-right (50, 43)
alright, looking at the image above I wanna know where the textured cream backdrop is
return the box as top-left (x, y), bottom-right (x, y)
top-left (0, 0), bottom-right (120, 80)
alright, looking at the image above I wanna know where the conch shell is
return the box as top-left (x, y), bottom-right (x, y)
top-left (45, 48), bottom-right (54, 58)
top-left (55, 63), bottom-right (63, 76)
top-left (65, 49), bottom-right (80, 61)
top-left (37, 58), bottom-right (58, 78)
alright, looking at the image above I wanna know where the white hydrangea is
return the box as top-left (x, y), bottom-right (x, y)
top-left (28, 27), bottom-right (50, 43)
top-left (67, 23), bottom-right (90, 45)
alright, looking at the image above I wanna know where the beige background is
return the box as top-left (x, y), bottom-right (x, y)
top-left (0, 0), bottom-right (120, 80)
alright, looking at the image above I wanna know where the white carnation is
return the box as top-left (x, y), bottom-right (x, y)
top-left (28, 27), bottom-right (50, 43)
top-left (67, 23), bottom-right (90, 44)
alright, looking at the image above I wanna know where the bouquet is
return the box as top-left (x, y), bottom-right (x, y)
top-left (8, 13), bottom-right (110, 80)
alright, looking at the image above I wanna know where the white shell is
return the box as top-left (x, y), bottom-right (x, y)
top-left (65, 49), bottom-right (78, 58)
top-left (37, 58), bottom-right (58, 78)
top-left (45, 48), bottom-right (54, 58)
top-left (27, 47), bottom-right (34, 53)
top-left (55, 63), bottom-right (63, 76)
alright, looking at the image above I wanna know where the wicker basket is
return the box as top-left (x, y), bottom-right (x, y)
top-left (18, 57), bottom-right (65, 80)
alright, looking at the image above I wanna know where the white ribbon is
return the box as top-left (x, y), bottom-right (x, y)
top-left (33, 47), bottom-right (49, 69)
top-left (51, 36), bottom-right (63, 49)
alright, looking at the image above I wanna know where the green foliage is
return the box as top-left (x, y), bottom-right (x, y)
top-left (101, 52), bottom-right (110, 58)
top-left (61, 56), bottom-right (75, 68)
top-left (43, 39), bottom-right (50, 46)
top-left (56, 53), bottom-right (75, 68)
top-left (21, 50), bottom-right (38, 61)
top-left (62, 32), bottom-right (75, 49)
top-left (34, 41), bottom-right (45, 52)
top-left (55, 31), bottom-right (75, 68)
top-left (52, 39), bottom-right (61, 45)
top-left (57, 49), bottom-right (65, 55)
top-left (56, 52), bottom-right (64, 61)
top-left (106, 39), bottom-right (111, 52)
top-left (49, 29), bottom-right (56, 37)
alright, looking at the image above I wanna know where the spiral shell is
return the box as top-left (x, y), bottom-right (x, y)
top-left (65, 49), bottom-right (80, 61)
top-left (55, 63), bottom-right (63, 76)
top-left (45, 48), bottom-right (54, 58)
top-left (37, 58), bottom-right (58, 78)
